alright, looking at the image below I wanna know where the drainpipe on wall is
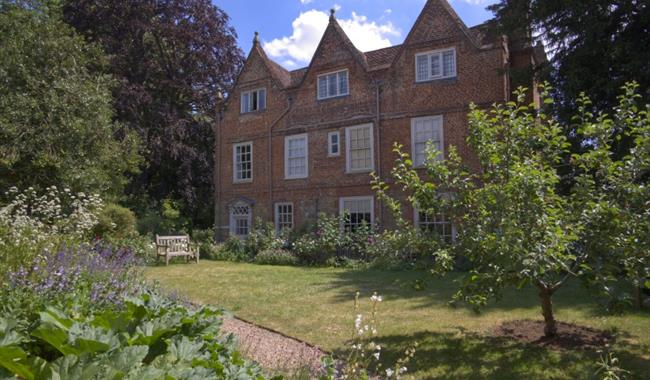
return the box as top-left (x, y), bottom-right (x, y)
top-left (374, 80), bottom-right (383, 230)
top-left (214, 91), bottom-right (225, 241)
top-left (268, 96), bottom-right (293, 222)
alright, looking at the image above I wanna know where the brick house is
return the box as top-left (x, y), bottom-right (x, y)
top-left (214, 0), bottom-right (543, 240)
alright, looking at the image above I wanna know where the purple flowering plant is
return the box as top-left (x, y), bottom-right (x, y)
top-left (7, 243), bottom-right (141, 309)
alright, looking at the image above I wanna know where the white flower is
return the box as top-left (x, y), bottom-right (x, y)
top-left (385, 368), bottom-right (394, 377)
top-left (399, 366), bottom-right (407, 374)
top-left (354, 314), bottom-right (362, 329)
top-left (370, 294), bottom-right (383, 302)
top-left (373, 352), bottom-right (380, 360)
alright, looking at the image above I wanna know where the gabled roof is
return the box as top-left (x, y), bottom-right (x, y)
top-left (236, 0), bottom-right (495, 91)
top-left (251, 34), bottom-right (291, 88)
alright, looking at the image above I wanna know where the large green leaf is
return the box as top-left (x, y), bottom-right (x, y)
top-left (39, 307), bottom-right (74, 331)
top-left (168, 337), bottom-right (205, 363)
top-left (104, 345), bottom-right (148, 373)
top-left (46, 355), bottom-right (101, 380)
top-left (0, 346), bottom-right (33, 380)
top-left (0, 318), bottom-right (23, 347)
top-left (31, 323), bottom-right (78, 356)
top-left (68, 323), bottom-right (119, 354)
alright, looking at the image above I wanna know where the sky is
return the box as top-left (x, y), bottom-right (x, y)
top-left (216, 0), bottom-right (498, 70)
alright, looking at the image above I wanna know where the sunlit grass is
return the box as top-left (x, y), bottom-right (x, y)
top-left (144, 261), bottom-right (650, 379)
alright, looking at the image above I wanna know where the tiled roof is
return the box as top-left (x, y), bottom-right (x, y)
top-left (289, 68), bottom-right (308, 88)
top-left (364, 45), bottom-right (401, 70)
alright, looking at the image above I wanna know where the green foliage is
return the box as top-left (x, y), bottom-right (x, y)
top-left (570, 82), bottom-right (650, 309)
top-left (218, 237), bottom-right (251, 262)
top-left (254, 249), bottom-right (298, 266)
top-left (0, 291), bottom-right (265, 379)
top-left (374, 83), bottom-right (649, 336)
top-left (136, 200), bottom-right (190, 236)
top-left (292, 213), bottom-right (345, 265)
top-left (244, 219), bottom-right (283, 257)
top-left (489, 1), bottom-right (650, 122)
top-left (0, 2), bottom-right (140, 198)
top-left (594, 350), bottom-right (630, 380)
top-left (62, 0), bottom-right (244, 229)
top-left (93, 203), bottom-right (137, 240)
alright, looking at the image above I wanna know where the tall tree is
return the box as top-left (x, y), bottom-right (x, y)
top-left (0, 1), bottom-right (140, 197)
top-left (62, 0), bottom-right (244, 226)
top-left (488, 0), bottom-right (650, 122)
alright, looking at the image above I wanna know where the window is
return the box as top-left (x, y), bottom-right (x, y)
top-left (411, 116), bottom-right (443, 166)
top-left (328, 131), bottom-right (340, 156)
top-left (233, 142), bottom-right (253, 182)
top-left (240, 88), bottom-right (266, 113)
top-left (284, 134), bottom-right (308, 179)
top-left (229, 202), bottom-right (251, 238)
top-left (414, 209), bottom-right (455, 244)
top-left (340, 196), bottom-right (373, 232)
top-left (345, 124), bottom-right (373, 172)
top-left (317, 70), bottom-right (349, 99)
top-left (415, 48), bottom-right (456, 82)
top-left (275, 203), bottom-right (293, 232)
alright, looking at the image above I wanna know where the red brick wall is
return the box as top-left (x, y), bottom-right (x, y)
top-left (214, 1), bottom-right (527, 239)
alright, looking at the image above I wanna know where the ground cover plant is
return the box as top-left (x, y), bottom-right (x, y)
top-left (0, 244), bottom-right (268, 379)
top-left (145, 261), bottom-right (650, 379)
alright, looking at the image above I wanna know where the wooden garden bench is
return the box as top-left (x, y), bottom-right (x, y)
top-left (155, 235), bottom-right (199, 266)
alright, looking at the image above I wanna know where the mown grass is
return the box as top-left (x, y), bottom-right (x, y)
top-left (144, 261), bottom-right (650, 379)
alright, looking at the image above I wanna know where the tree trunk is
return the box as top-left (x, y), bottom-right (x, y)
top-left (538, 285), bottom-right (557, 337)
top-left (634, 285), bottom-right (643, 308)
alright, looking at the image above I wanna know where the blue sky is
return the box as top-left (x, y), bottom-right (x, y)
top-left (217, 0), bottom-right (497, 70)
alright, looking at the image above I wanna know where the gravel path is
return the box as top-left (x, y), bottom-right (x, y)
top-left (221, 316), bottom-right (330, 377)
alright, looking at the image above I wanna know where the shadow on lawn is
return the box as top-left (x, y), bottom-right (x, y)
top-left (321, 268), bottom-right (642, 317)
top-left (334, 329), bottom-right (650, 380)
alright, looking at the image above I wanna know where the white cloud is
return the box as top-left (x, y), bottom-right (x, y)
top-left (452, 0), bottom-right (489, 4)
top-left (300, 0), bottom-right (313, 4)
top-left (263, 9), bottom-right (400, 68)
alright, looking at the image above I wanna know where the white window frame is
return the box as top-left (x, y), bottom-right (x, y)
top-left (345, 123), bottom-right (374, 173)
top-left (317, 69), bottom-right (349, 100)
top-left (229, 202), bottom-right (252, 238)
top-left (415, 47), bottom-right (456, 82)
top-left (413, 207), bottom-right (456, 243)
top-left (232, 141), bottom-right (253, 183)
top-left (284, 133), bottom-right (309, 179)
top-left (240, 88), bottom-right (266, 114)
top-left (274, 202), bottom-right (294, 233)
top-left (328, 131), bottom-right (340, 157)
top-left (411, 115), bottom-right (444, 167)
top-left (339, 196), bottom-right (374, 232)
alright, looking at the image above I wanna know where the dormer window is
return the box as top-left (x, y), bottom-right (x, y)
top-left (415, 48), bottom-right (456, 82)
top-left (241, 88), bottom-right (266, 113)
top-left (317, 69), bottom-right (349, 100)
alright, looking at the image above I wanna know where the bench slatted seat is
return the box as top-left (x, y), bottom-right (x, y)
top-left (155, 234), bottom-right (199, 266)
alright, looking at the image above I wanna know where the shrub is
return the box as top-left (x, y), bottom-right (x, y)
top-left (219, 236), bottom-right (251, 262)
top-left (93, 203), bottom-right (137, 239)
top-left (254, 249), bottom-right (298, 266)
top-left (366, 226), bottom-right (441, 268)
top-left (244, 218), bottom-right (282, 256)
top-left (292, 213), bottom-right (342, 264)
top-left (0, 186), bottom-right (103, 274)
top-left (192, 228), bottom-right (216, 260)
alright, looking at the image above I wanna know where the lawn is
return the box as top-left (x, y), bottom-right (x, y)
top-left (144, 261), bottom-right (650, 379)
